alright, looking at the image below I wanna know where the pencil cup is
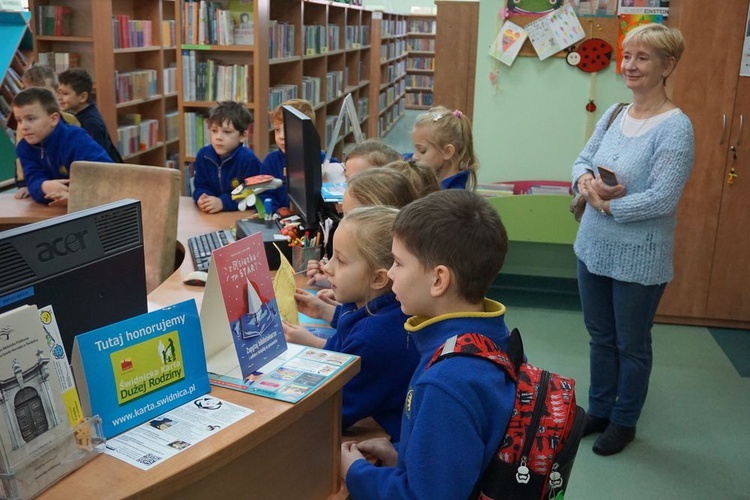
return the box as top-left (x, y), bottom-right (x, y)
top-left (292, 245), bottom-right (322, 274)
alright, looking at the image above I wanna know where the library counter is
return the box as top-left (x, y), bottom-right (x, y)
top-left (0, 194), bottom-right (360, 499)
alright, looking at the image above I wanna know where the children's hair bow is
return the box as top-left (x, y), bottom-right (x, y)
top-left (452, 110), bottom-right (463, 118)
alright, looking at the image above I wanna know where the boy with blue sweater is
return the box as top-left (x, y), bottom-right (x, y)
top-left (341, 190), bottom-right (516, 499)
top-left (13, 87), bottom-right (111, 205)
top-left (192, 101), bottom-right (262, 213)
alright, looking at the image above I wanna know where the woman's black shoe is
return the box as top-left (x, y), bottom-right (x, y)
top-left (582, 414), bottom-right (609, 437)
top-left (592, 423), bottom-right (636, 456)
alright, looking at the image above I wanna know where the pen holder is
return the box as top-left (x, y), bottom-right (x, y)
top-left (292, 245), bottom-right (322, 274)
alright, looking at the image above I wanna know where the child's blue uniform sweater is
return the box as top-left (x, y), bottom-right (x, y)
top-left (16, 121), bottom-right (112, 204)
top-left (326, 292), bottom-right (417, 441)
top-left (346, 299), bottom-right (515, 499)
top-left (192, 144), bottom-right (262, 211)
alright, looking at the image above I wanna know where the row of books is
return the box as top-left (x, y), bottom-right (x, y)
top-left (325, 70), bottom-right (344, 102)
top-left (112, 16), bottom-right (153, 49)
top-left (405, 74), bottom-right (433, 88)
top-left (303, 25), bottom-right (341, 55)
top-left (115, 69), bottom-right (158, 104)
top-left (344, 25), bottom-right (370, 49)
top-left (37, 52), bottom-right (80, 73)
top-left (36, 5), bottom-right (72, 36)
top-left (164, 65), bottom-right (178, 95)
top-left (407, 38), bottom-right (435, 51)
top-left (182, 0), bottom-right (254, 46)
top-left (405, 91), bottom-right (433, 107)
top-left (269, 21), bottom-right (295, 59)
top-left (407, 56), bottom-right (435, 71)
top-left (382, 19), bottom-right (407, 38)
top-left (165, 111), bottom-right (179, 142)
top-left (377, 98), bottom-right (404, 136)
top-left (385, 61), bottom-right (406, 82)
top-left (379, 82), bottom-right (404, 112)
top-left (162, 20), bottom-right (177, 47)
top-left (268, 84), bottom-right (297, 113)
top-left (302, 76), bottom-right (321, 106)
top-left (380, 39), bottom-right (406, 60)
top-left (117, 115), bottom-right (159, 158)
top-left (407, 20), bottom-right (436, 34)
top-left (181, 50), bottom-right (250, 101)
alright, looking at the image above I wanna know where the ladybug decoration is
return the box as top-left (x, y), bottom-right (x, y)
top-left (574, 38), bottom-right (614, 73)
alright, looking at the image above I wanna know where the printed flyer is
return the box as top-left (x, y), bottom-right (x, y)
top-left (71, 300), bottom-right (210, 439)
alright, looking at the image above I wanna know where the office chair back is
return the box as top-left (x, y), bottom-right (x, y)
top-left (68, 161), bottom-right (181, 293)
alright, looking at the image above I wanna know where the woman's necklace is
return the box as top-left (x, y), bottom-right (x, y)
top-left (622, 97), bottom-right (670, 137)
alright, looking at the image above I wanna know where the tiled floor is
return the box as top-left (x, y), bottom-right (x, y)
top-left (490, 287), bottom-right (750, 499)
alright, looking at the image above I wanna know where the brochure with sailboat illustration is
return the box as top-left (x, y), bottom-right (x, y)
top-left (199, 232), bottom-right (288, 382)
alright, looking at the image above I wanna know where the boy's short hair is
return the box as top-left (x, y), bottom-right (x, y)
top-left (22, 64), bottom-right (58, 89)
top-left (393, 190), bottom-right (507, 303)
top-left (270, 98), bottom-right (315, 123)
top-left (12, 87), bottom-right (61, 115)
top-left (345, 139), bottom-right (401, 167)
top-left (207, 101), bottom-right (252, 133)
top-left (58, 68), bottom-right (93, 95)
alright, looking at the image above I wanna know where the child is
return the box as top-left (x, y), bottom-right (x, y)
top-left (57, 68), bottom-right (123, 163)
top-left (13, 64), bottom-right (81, 200)
top-left (343, 139), bottom-right (401, 182)
top-left (13, 87), bottom-right (112, 205)
top-left (306, 168), bottom-right (419, 286)
top-left (284, 206), bottom-right (419, 441)
top-left (341, 190), bottom-right (515, 499)
top-left (260, 98), bottom-right (328, 214)
top-left (192, 101), bottom-right (262, 213)
top-left (383, 159), bottom-right (441, 198)
top-left (411, 105), bottom-right (479, 190)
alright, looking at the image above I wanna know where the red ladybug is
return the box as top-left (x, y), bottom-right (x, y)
top-left (576, 38), bottom-right (613, 73)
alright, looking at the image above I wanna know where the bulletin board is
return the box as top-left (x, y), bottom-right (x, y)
top-left (511, 15), bottom-right (621, 58)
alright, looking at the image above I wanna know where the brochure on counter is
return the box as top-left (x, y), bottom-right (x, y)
top-left (104, 395), bottom-right (253, 470)
top-left (209, 343), bottom-right (357, 404)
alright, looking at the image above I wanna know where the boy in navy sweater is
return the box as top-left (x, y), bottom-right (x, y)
top-left (192, 101), bottom-right (262, 213)
top-left (58, 68), bottom-right (123, 163)
top-left (342, 190), bottom-right (516, 499)
top-left (13, 87), bottom-right (111, 205)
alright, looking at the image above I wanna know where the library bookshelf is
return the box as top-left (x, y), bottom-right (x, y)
top-left (405, 13), bottom-right (434, 111)
top-left (27, 0), bottom-right (179, 169)
top-left (368, 10), bottom-right (406, 138)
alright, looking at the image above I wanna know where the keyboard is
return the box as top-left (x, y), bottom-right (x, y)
top-left (187, 229), bottom-right (235, 272)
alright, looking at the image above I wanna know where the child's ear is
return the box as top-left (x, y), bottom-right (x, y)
top-left (441, 144), bottom-right (456, 161)
top-left (370, 267), bottom-right (390, 291)
top-left (239, 129), bottom-right (249, 141)
top-left (80, 91), bottom-right (90, 103)
top-left (430, 265), bottom-right (451, 298)
top-left (50, 112), bottom-right (61, 126)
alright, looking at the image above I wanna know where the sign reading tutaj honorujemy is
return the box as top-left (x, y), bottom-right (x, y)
top-left (71, 300), bottom-right (210, 439)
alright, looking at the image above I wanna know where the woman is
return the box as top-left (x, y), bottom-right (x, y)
top-left (572, 24), bottom-right (694, 456)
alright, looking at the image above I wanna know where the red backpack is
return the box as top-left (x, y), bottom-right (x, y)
top-left (427, 329), bottom-right (585, 500)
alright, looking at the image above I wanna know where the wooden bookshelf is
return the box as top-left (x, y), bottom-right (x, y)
top-left (368, 10), bottom-right (406, 138)
top-left (0, 10), bottom-right (32, 187)
top-left (27, 0), bottom-right (179, 169)
top-left (405, 13), bottom-right (435, 110)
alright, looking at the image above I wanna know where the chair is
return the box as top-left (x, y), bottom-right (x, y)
top-left (68, 161), bottom-right (181, 294)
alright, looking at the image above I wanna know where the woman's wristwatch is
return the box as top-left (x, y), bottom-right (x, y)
top-left (598, 200), bottom-right (608, 215)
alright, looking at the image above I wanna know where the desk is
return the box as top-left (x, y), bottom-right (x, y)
top-left (1, 195), bottom-right (361, 499)
top-left (0, 194), bottom-right (66, 231)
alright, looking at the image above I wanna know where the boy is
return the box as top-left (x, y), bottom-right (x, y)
top-left (341, 190), bottom-right (516, 499)
top-left (259, 98), bottom-right (328, 215)
top-left (343, 139), bottom-right (401, 182)
top-left (13, 87), bottom-right (112, 205)
top-left (192, 101), bottom-right (262, 213)
top-left (58, 68), bottom-right (123, 163)
top-left (13, 64), bottom-right (81, 200)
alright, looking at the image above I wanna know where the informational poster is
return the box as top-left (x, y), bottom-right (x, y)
top-left (570, 0), bottom-right (618, 17)
top-left (617, 0), bottom-right (669, 17)
top-left (526, 3), bottom-right (585, 60)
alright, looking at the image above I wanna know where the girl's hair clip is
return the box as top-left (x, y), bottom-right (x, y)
top-left (431, 112), bottom-right (444, 121)
top-left (452, 110), bottom-right (463, 118)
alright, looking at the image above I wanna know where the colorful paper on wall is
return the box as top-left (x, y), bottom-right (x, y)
top-left (526, 3), bottom-right (586, 60)
top-left (489, 21), bottom-right (528, 66)
top-left (616, 14), bottom-right (663, 73)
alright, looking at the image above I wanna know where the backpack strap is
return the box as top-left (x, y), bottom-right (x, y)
top-left (427, 330), bottom-right (522, 383)
top-left (605, 102), bottom-right (628, 130)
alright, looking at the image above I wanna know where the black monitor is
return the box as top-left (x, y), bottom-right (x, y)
top-left (283, 104), bottom-right (322, 228)
top-left (0, 199), bottom-right (148, 360)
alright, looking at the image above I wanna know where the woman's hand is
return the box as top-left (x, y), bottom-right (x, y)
top-left (591, 174), bottom-right (626, 200)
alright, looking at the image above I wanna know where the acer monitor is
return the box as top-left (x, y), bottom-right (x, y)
top-left (0, 199), bottom-right (148, 360)
top-left (283, 104), bottom-right (322, 228)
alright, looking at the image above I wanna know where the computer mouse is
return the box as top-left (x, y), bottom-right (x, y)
top-left (183, 271), bottom-right (208, 287)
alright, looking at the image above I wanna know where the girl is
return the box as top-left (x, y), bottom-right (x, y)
top-left (411, 105), bottom-right (479, 190)
top-left (284, 206), bottom-right (419, 441)
top-left (384, 160), bottom-right (441, 198)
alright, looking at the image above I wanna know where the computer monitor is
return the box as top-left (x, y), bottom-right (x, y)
top-left (0, 199), bottom-right (148, 360)
top-left (283, 104), bottom-right (323, 228)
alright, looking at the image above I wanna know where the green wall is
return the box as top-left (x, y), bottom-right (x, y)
top-left (473, 0), bottom-right (631, 183)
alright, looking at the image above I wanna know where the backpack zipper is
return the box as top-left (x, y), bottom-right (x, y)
top-left (517, 369), bottom-right (550, 482)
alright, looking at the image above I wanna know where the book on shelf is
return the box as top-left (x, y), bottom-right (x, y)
top-left (229, 0), bottom-right (254, 45)
top-left (36, 5), bottom-right (72, 36)
top-left (37, 52), bottom-right (80, 73)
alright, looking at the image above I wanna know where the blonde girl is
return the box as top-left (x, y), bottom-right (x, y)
top-left (283, 206), bottom-right (419, 441)
top-left (384, 160), bottom-right (441, 198)
top-left (411, 105), bottom-right (478, 190)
